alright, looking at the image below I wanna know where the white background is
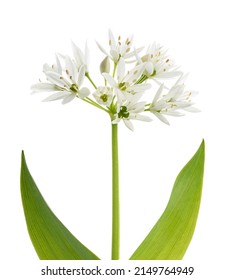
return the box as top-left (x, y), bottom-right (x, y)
top-left (0, 0), bottom-right (235, 279)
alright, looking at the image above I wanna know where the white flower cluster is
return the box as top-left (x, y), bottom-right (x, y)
top-left (31, 30), bottom-right (199, 130)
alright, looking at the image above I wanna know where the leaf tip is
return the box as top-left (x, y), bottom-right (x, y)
top-left (21, 150), bottom-right (26, 164)
top-left (200, 139), bottom-right (205, 153)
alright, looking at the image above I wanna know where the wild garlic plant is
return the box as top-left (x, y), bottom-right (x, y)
top-left (24, 30), bottom-right (204, 260)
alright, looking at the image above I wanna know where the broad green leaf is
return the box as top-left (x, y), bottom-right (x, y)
top-left (130, 140), bottom-right (205, 260)
top-left (20, 151), bottom-right (99, 260)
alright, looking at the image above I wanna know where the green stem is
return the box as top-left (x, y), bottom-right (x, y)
top-left (84, 97), bottom-right (110, 114)
top-left (85, 72), bottom-right (97, 89)
top-left (112, 62), bottom-right (117, 78)
top-left (111, 123), bottom-right (120, 260)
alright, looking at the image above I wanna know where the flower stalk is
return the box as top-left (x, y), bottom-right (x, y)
top-left (111, 123), bottom-right (119, 260)
top-left (85, 72), bottom-right (97, 89)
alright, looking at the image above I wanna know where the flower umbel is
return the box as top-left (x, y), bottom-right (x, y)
top-left (112, 92), bottom-right (152, 131)
top-left (31, 30), bottom-right (199, 129)
top-left (31, 55), bottom-right (90, 104)
top-left (103, 57), bottom-right (151, 96)
top-left (96, 29), bottom-right (143, 63)
top-left (149, 74), bottom-right (199, 125)
top-left (71, 41), bottom-right (89, 72)
top-left (135, 42), bottom-right (181, 82)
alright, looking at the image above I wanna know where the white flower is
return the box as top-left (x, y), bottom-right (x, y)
top-left (71, 41), bottom-right (89, 73)
top-left (103, 58), bottom-right (151, 95)
top-left (136, 42), bottom-right (181, 81)
top-left (43, 54), bottom-right (62, 74)
top-left (31, 55), bottom-right (90, 104)
top-left (93, 86), bottom-right (113, 106)
top-left (149, 74), bottom-right (199, 125)
top-left (112, 92), bottom-right (152, 131)
top-left (96, 29), bottom-right (143, 63)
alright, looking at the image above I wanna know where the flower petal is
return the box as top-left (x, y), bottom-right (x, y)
top-left (128, 83), bottom-right (151, 93)
top-left (102, 73), bottom-right (117, 88)
top-left (55, 54), bottom-right (62, 74)
top-left (71, 41), bottom-right (84, 67)
top-left (145, 62), bottom-right (154, 75)
top-left (134, 47), bottom-right (142, 64)
top-left (42, 91), bottom-right (68, 102)
top-left (129, 101), bottom-right (146, 113)
top-left (157, 71), bottom-right (182, 79)
top-left (131, 114), bottom-right (152, 122)
top-left (62, 94), bottom-right (76, 104)
top-left (121, 91), bottom-right (141, 104)
top-left (77, 65), bottom-right (85, 86)
top-left (175, 73), bottom-right (189, 86)
top-left (123, 119), bottom-right (134, 131)
top-left (117, 58), bottom-right (125, 82)
top-left (45, 71), bottom-right (68, 88)
top-left (110, 49), bottom-right (119, 62)
top-left (65, 55), bottom-right (78, 82)
top-left (112, 118), bottom-right (120, 124)
top-left (84, 41), bottom-right (89, 70)
top-left (96, 41), bottom-right (109, 56)
top-left (125, 46), bottom-right (144, 59)
top-left (183, 106), bottom-right (201, 112)
top-left (78, 87), bottom-right (90, 98)
top-left (108, 29), bottom-right (116, 50)
top-left (164, 111), bottom-right (184, 116)
top-left (43, 63), bottom-right (52, 73)
top-left (123, 63), bottom-right (145, 84)
top-left (31, 83), bottom-right (57, 93)
top-left (152, 111), bottom-right (170, 125)
top-left (152, 83), bottom-right (164, 103)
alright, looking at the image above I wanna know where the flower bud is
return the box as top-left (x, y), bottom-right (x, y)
top-left (100, 56), bottom-right (110, 74)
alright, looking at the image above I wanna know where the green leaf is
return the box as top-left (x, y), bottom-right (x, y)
top-left (20, 151), bottom-right (99, 260)
top-left (130, 140), bottom-right (205, 260)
